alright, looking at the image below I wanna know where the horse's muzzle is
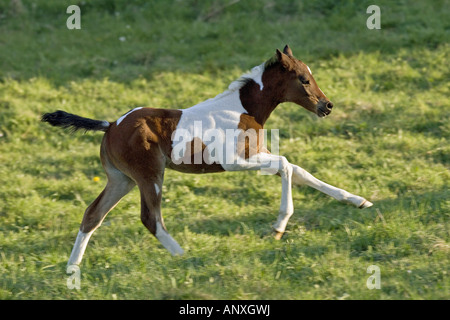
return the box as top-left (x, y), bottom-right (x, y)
top-left (317, 101), bottom-right (333, 117)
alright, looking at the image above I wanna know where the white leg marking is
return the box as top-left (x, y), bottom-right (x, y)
top-left (68, 230), bottom-right (95, 266)
top-left (154, 183), bottom-right (160, 196)
top-left (291, 164), bottom-right (371, 208)
top-left (360, 200), bottom-right (374, 208)
top-left (272, 156), bottom-right (294, 233)
top-left (155, 222), bottom-right (184, 256)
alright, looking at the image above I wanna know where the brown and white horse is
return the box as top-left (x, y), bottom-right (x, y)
top-left (42, 45), bottom-right (372, 266)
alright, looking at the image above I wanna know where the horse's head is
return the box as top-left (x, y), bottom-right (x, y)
top-left (267, 45), bottom-right (333, 117)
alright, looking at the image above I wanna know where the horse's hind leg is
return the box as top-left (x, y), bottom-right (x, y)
top-left (135, 161), bottom-right (184, 255)
top-left (68, 166), bottom-right (135, 266)
top-left (291, 164), bottom-right (373, 208)
top-left (138, 179), bottom-right (184, 255)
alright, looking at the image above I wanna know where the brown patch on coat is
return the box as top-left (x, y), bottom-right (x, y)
top-left (105, 108), bottom-right (224, 177)
top-left (236, 113), bottom-right (264, 159)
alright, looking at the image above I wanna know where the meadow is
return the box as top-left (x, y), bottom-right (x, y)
top-left (0, 0), bottom-right (448, 300)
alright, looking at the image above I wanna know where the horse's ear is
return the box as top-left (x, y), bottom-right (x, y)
top-left (276, 49), bottom-right (283, 60)
top-left (283, 45), bottom-right (293, 56)
top-left (276, 49), bottom-right (294, 71)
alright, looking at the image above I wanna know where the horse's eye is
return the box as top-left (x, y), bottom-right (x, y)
top-left (299, 76), bottom-right (310, 85)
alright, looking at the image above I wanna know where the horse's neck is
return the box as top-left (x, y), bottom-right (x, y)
top-left (184, 64), bottom-right (280, 126)
top-left (188, 85), bottom-right (279, 127)
top-left (239, 80), bottom-right (280, 126)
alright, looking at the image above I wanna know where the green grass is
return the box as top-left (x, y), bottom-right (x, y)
top-left (0, 0), bottom-right (449, 300)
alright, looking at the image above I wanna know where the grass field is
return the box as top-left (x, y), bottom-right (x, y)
top-left (0, 0), bottom-right (448, 300)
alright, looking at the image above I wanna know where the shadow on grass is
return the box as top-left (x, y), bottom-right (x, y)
top-left (180, 186), bottom-right (448, 253)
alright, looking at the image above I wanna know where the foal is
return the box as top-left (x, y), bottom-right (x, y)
top-left (42, 45), bottom-right (372, 266)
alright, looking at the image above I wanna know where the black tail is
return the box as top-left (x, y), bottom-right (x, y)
top-left (41, 110), bottom-right (110, 133)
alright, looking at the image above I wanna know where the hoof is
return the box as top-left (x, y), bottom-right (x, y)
top-left (274, 231), bottom-right (284, 240)
top-left (359, 200), bottom-right (373, 209)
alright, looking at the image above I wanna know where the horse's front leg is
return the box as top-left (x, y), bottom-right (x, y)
top-left (269, 154), bottom-right (294, 239)
top-left (291, 164), bottom-right (373, 208)
top-left (222, 153), bottom-right (294, 239)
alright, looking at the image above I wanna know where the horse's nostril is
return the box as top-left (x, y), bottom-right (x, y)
top-left (326, 102), bottom-right (334, 110)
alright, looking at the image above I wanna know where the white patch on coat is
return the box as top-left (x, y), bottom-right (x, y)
top-left (172, 85), bottom-right (246, 165)
top-left (171, 64), bottom-right (266, 167)
top-left (154, 183), bottom-right (160, 195)
top-left (116, 107), bottom-right (143, 126)
top-left (228, 63), bottom-right (265, 91)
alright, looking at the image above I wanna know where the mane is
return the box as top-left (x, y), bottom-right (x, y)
top-left (227, 62), bottom-right (266, 92)
top-left (206, 55), bottom-right (279, 102)
top-left (264, 54), bottom-right (279, 69)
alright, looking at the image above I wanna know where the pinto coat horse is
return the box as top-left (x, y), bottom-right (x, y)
top-left (42, 45), bottom-right (372, 266)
